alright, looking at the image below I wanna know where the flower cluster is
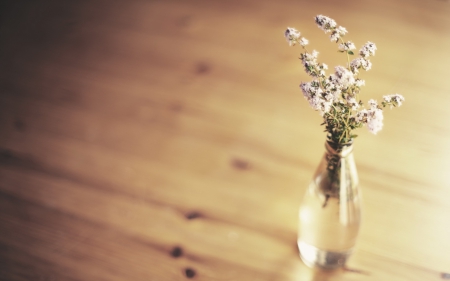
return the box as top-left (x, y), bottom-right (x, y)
top-left (284, 15), bottom-right (404, 144)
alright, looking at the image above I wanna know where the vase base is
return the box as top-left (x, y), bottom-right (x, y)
top-left (298, 241), bottom-right (352, 269)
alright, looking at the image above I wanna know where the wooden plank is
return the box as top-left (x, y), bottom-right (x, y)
top-left (0, 164), bottom-right (445, 280)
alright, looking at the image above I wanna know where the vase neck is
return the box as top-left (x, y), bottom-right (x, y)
top-left (325, 141), bottom-right (354, 158)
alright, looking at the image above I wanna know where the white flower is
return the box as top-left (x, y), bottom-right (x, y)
top-left (300, 82), bottom-right (312, 98)
top-left (300, 80), bottom-right (334, 115)
top-left (321, 100), bottom-right (333, 115)
top-left (336, 26), bottom-right (347, 36)
top-left (300, 51), bottom-right (321, 77)
top-left (328, 74), bottom-right (339, 89)
top-left (347, 42), bottom-right (356, 50)
top-left (317, 63), bottom-right (328, 77)
top-left (367, 107), bottom-right (383, 134)
top-left (318, 89), bottom-right (334, 115)
top-left (347, 97), bottom-right (359, 110)
top-left (311, 95), bottom-right (322, 109)
top-left (368, 99), bottom-right (378, 109)
top-left (315, 15), bottom-right (337, 33)
top-left (383, 94), bottom-right (405, 108)
top-left (361, 59), bottom-right (372, 71)
top-left (307, 95), bottom-right (322, 111)
top-left (328, 25), bottom-right (346, 42)
top-left (356, 106), bottom-right (384, 134)
top-left (383, 95), bottom-right (392, 103)
top-left (356, 109), bottom-right (369, 123)
top-left (338, 41), bottom-right (356, 51)
top-left (392, 94), bottom-right (405, 105)
top-left (350, 57), bottom-right (372, 73)
top-left (299, 37), bottom-right (309, 47)
top-left (324, 78), bottom-right (342, 97)
top-left (330, 31), bottom-right (340, 42)
top-left (323, 91), bottom-right (335, 101)
top-left (300, 80), bottom-right (321, 99)
top-left (360, 41), bottom-right (377, 58)
top-left (333, 65), bottom-right (355, 88)
top-left (285, 27), bottom-right (301, 46)
top-left (350, 58), bottom-right (362, 73)
top-left (302, 51), bottom-right (318, 64)
top-left (355, 79), bottom-right (365, 87)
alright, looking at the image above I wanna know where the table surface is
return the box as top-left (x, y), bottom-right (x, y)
top-left (1, 0), bottom-right (450, 280)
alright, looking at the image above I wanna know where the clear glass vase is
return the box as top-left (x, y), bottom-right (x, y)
top-left (298, 141), bottom-right (361, 269)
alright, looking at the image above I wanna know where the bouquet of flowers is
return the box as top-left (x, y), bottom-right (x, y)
top-left (284, 15), bottom-right (404, 145)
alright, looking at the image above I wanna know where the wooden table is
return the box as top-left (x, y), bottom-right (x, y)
top-left (1, 0), bottom-right (449, 280)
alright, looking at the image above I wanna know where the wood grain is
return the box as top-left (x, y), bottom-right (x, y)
top-left (1, 0), bottom-right (450, 280)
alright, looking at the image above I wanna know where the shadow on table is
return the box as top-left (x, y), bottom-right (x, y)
top-left (288, 260), bottom-right (370, 281)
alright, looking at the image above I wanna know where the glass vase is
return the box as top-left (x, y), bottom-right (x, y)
top-left (298, 141), bottom-right (361, 269)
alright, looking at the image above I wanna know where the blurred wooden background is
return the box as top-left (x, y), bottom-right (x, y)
top-left (1, 0), bottom-right (450, 280)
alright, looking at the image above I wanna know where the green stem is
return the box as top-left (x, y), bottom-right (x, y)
top-left (338, 38), bottom-right (350, 69)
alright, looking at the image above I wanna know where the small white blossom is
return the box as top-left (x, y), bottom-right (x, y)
top-left (321, 101), bottom-right (333, 115)
top-left (329, 26), bottom-right (346, 42)
top-left (336, 26), bottom-right (347, 36)
top-left (367, 107), bottom-right (383, 134)
top-left (360, 99), bottom-right (383, 134)
top-left (368, 99), bottom-right (378, 109)
top-left (299, 37), bottom-right (309, 47)
top-left (361, 58), bottom-right (372, 71)
top-left (300, 82), bottom-right (312, 98)
top-left (333, 66), bottom-right (355, 89)
top-left (308, 94), bottom-right (323, 111)
top-left (350, 57), bottom-right (372, 73)
top-left (300, 80), bottom-right (321, 100)
top-left (383, 94), bottom-right (405, 108)
top-left (328, 74), bottom-right (339, 89)
top-left (324, 78), bottom-right (342, 98)
top-left (356, 109), bottom-right (369, 123)
top-left (323, 91), bottom-right (335, 102)
top-left (300, 81), bottom-right (334, 115)
top-left (347, 42), bottom-right (356, 50)
top-left (360, 41), bottom-right (377, 58)
top-left (392, 94), bottom-right (404, 105)
top-left (356, 107), bottom-right (384, 134)
top-left (300, 50), bottom-right (321, 77)
top-left (315, 15), bottom-right (337, 33)
top-left (355, 79), bottom-right (365, 87)
top-left (285, 27), bottom-right (301, 46)
top-left (330, 31), bottom-right (340, 42)
top-left (309, 95), bottom-right (322, 111)
top-left (318, 92), bottom-right (334, 115)
top-left (383, 95), bottom-right (392, 103)
top-left (317, 63), bottom-right (328, 77)
top-left (347, 97), bottom-right (359, 110)
top-left (319, 90), bottom-right (335, 115)
top-left (338, 41), bottom-right (356, 52)
top-left (350, 58), bottom-right (362, 73)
